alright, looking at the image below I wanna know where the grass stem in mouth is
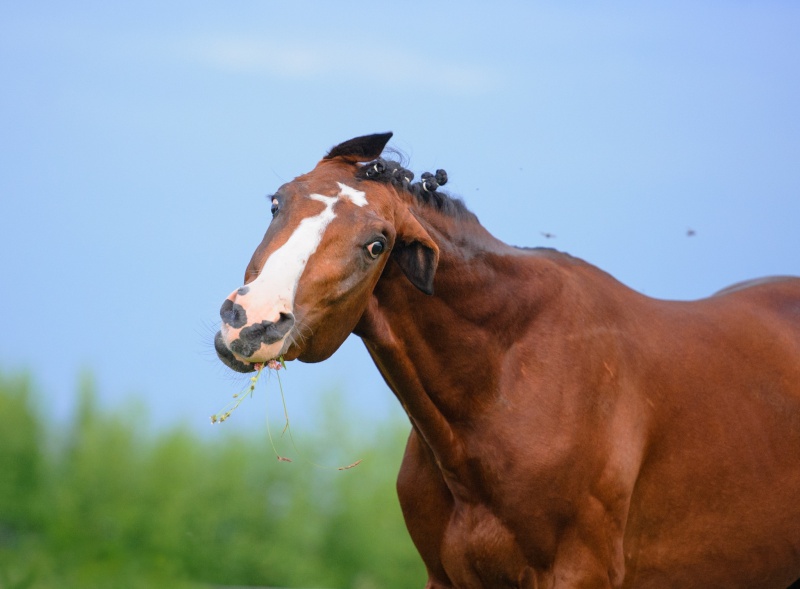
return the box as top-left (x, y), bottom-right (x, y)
top-left (213, 356), bottom-right (362, 471)
top-left (210, 363), bottom-right (266, 424)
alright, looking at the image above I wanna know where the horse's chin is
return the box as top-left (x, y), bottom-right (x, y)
top-left (294, 341), bottom-right (342, 364)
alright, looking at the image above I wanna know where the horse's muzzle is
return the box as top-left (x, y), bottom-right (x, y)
top-left (229, 313), bottom-right (294, 356)
top-left (215, 312), bottom-right (295, 372)
top-left (214, 331), bottom-right (256, 373)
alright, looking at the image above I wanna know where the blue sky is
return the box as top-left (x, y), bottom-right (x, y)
top-left (1, 2), bottom-right (799, 437)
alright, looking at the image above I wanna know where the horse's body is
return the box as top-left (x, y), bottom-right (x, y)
top-left (214, 133), bottom-right (800, 588)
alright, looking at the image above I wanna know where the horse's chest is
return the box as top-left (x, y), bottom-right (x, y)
top-left (441, 502), bottom-right (537, 588)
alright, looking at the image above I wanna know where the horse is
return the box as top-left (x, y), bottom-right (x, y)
top-left (214, 133), bottom-right (800, 588)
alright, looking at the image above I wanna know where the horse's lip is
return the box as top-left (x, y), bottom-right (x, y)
top-left (214, 331), bottom-right (256, 373)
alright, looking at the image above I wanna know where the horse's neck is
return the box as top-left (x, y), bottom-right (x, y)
top-left (357, 212), bottom-right (563, 478)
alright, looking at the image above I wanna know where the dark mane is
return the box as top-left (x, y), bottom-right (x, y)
top-left (355, 157), bottom-right (479, 223)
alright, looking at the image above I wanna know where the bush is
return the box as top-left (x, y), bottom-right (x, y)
top-left (0, 370), bottom-right (425, 588)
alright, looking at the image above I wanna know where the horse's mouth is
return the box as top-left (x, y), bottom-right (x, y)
top-left (214, 331), bottom-right (257, 373)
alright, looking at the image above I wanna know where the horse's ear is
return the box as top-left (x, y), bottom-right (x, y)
top-left (325, 132), bottom-right (393, 162)
top-left (392, 211), bottom-right (439, 295)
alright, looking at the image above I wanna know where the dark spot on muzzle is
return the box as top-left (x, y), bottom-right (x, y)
top-left (214, 331), bottom-right (256, 373)
top-left (229, 313), bottom-right (295, 359)
top-left (220, 299), bottom-right (247, 328)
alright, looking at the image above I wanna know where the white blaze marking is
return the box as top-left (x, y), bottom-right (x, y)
top-left (238, 183), bottom-right (368, 324)
top-left (337, 182), bottom-right (368, 206)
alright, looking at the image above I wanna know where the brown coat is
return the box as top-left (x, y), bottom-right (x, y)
top-left (215, 133), bottom-right (800, 588)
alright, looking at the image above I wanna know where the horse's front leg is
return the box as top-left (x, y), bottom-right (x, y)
top-left (397, 429), bottom-right (455, 588)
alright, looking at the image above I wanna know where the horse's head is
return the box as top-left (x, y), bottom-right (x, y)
top-left (214, 132), bottom-right (440, 372)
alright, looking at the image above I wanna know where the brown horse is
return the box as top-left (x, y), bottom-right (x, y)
top-left (214, 133), bottom-right (800, 588)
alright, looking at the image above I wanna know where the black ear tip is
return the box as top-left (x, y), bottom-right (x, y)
top-left (325, 132), bottom-right (394, 161)
top-left (366, 131), bottom-right (393, 145)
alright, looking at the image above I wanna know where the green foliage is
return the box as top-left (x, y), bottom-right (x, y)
top-left (0, 370), bottom-right (425, 588)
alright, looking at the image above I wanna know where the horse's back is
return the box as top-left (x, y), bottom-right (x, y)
top-left (713, 275), bottom-right (800, 297)
top-left (710, 275), bottom-right (800, 346)
top-left (623, 275), bottom-right (800, 588)
top-left (713, 275), bottom-right (800, 317)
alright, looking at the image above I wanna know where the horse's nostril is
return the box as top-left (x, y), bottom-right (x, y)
top-left (265, 312), bottom-right (295, 342)
top-left (220, 299), bottom-right (248, 328)
top-left (277, 312), bottom-right (295, 330)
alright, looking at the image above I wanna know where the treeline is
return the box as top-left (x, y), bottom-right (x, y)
top-left (0, 371), bottom-right (425, 589)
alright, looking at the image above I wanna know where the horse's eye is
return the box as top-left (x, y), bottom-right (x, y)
top-left (270, 198), bottom-right (279, 216)
top-left (366, 240), bottom-right (385, 259)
